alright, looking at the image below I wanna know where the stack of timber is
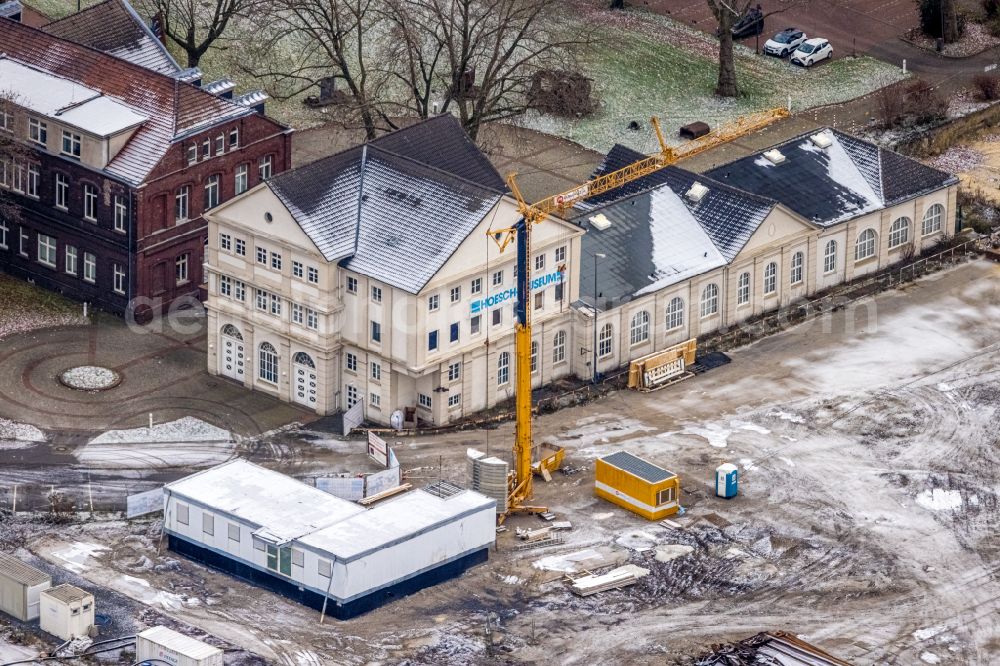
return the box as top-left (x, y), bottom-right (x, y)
top-left (566, 564), bottom-right (648, 596)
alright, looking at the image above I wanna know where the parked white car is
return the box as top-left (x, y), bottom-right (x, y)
top-left (763, 28), bottom-right (806, 57)
top-left (790, 38), bottom-right (833, 67)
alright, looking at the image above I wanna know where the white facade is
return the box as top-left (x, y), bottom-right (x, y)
top-left (39, 585), bottom-right (94, 641)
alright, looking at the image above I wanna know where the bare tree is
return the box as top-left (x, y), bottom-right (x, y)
top-left (135, 0), bottom-right (259, 68)
top-left (0, 94), bottom-right (27, 225)
top-left (941, 0), bottom-right (959, 43)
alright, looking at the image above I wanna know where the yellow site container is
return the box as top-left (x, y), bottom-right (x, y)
top-left (595, 451), bottom-right (680, 521)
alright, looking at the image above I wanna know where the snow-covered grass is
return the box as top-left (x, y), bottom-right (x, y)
top-left (0, 418), bottom-right (46, 443)
top-left (59, 366), bottom-right (120, 391)
top-left (0, 275), bottom-right (89, 341)
top-left (89, 416), bottom-right (231, 444)
top-left (514, 4), bottom-right (907, 154)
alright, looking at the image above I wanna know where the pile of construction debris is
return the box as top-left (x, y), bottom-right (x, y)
top-left (692, 631), bottom-right (850, 666)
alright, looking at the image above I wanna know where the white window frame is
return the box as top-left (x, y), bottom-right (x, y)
top-left (497, 351), bottom-right (510, 385)
top-left (61, 131), bottom-right (81, 158)
top-left (175, 186), bottom-right (190, 223)
top-left (235, 163), bottom-right (249, 195)
top-left (28, 117), bottom-right (46, 146)
top-left (54, 173), bottom-right (68, 209)
top-left (258, 155), bottom-right (273, 180)
top-left (790, 251), bottom-right (804, 285)
top-left (855, 229), bottom-right (877, 261)
top-left (629, 310), bottom-right (649, 346)
top-left (552, 330), bottom-right (566, 364)
top-left (83, 184), bottom-right (96, 220)
top-left (83, 252), bottom-right (96, 283)
top-left (36, 234), bottom-right (56, 268)
top-left (176, 253), bottom-right (189, 285)
top-left (258, 342), bottom-right (279, 384)
top-left (448, 362), bottom-right (461, 382)
top-left (204, 174), bottom-right (220, 210)
top-left (307, 266), bottom-right (319, 284)
top-left (763, 262), bottom-right (777, 295)
top-left (471, 277), bottom-right (482, 294)
top-left (737, 271), bottom-right (750, 305)
top-left (823, 240), bottom-right (837, 274)
top-left (598, 323), bottom-right (613, 358)
top-left (450, 286), bottom-right (461, 303)
top-left (418, 393), bottom-right (432, 408)
top-left (64, 245), bottom-right (77, 275)
top-left (113, 263), bottom-right (126, 294)
top-left (0, 220), bottom-right (6, 250)
top-left (700, 284), bottom-right (719, 318)
top-left (666, 297), bottom-right (685, 330)
top-left (428, 294), bottom-right (440, 311)
top-left (114, 196), bottom-right (127, 233)
top-left (888, 217), bottom-right (910, 249)
top-left (922, 204), bottom-right (944, 236)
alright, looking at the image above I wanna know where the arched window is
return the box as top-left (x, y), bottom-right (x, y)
top-left (258, 342), bottom-right (278, 384)
top-left (889, 217), bottom-right (910, 248)
top-left (497, 351), bottom-right (510, 386)
top-left (598, 323), bottom-right (613, 358)
top-left (221, 323), bottom-right (243, 340)
top-left (552, 330), bottom-right (566, 364)
top-left (666, 297), bottom-right (685, 329)
top-left (629, 311), bottom-right (650, 345)
top-left (855, 229), bottom-right (877, 261)
top-left (530, 340), bottom-right (539, 373)
top-left (737, 272), bottom-right (750, 306)
top-left (824, 240), bottom-right (837, 273)
top-left (293, 351), bottom-right (315, 368)
top-left (763, 262), bottom-right (777, 295)
top-left (922, 204), bottom-right (944, 236)
top-left (790, 251), bottom-right (804, 285)
top-left (700, 284), bottom-right (719, 318)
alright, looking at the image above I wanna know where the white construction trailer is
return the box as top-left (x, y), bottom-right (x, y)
top-left (163, 459), bottom-right (495, 618)
top-left (0, 552), bottom-right (51, 621)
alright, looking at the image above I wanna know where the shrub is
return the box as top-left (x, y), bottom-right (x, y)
top-left (974, 73), bottom-right (1000, 100)
top-left (986, 15), bottom-right (1000, 37)
top-left (874, 85), bottom-right (908, 128)
top-left (904, 79), bottom-right (948, 123)
top-left (984, 0), bottom-right (1000, 18)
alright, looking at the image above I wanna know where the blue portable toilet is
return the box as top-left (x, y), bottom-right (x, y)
top-left (716, 463), bottom-right (738, 499)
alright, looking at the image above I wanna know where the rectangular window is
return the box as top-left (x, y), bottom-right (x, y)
top-left (175, 186), bottom-right (189, 222)
top-left (234, 280), bottom-right (246, 301)
top-left (202, 139), bottom-right (210, 159)
top-left (492, 270), bottom-right (503, 287)
top-left (202, 512), bottom-right (214, 536)
top-left (220, 233), bottom-right (232, 251)
top-left (492, 309), bottom-right (502, 327)
top-left (61, 131), bottom-right (81, 158)
top-left (176, 503), bottom-right (189, 525)
top-left (204, 174), bottom-right (220, 210)
top-left (428, 330), bottom-right (438, 351)
top-left (371, 361), bottom-right (381, 381)
top-left (271, 252), bottom-right (282, 270)
top-left (11, 161), bottom-right (23, 193)
top-left (83, 252), bottom-right (96, 283)
top-left (113, 263), bottom-right (126, 294)
top-left (235, 163), bottom-right (248, 195)
top-left (0, 158), bottom-right (9, 188)
top-left (370, 392), bottom-right (381, 408)
top-left (235, 238), bottom-right (246, 256)
top-left (187, 144), bottom-right (197, 165)
top-left (318, 559), bottom-right (332, 578)
top-left (63, 245), bottom-right (76, 275)
top-left (220, 275), bottom-right (232, 297)
top-left (306, 308), bottom-right (318, 330)
top-left (371, 286), bottom-right (382, 303)
top-left (176, 253), bottom-right (189, 284)
top-left (535, 254), bottom-right (545, 271)
top-left (291, 548), bottom-right (304, 568)
top-left (252, 536), bottom-right (266, 552)
top-left (256, 289), bottom-right (268, 311)
top-left (448, 362), bottom-right (461, 382)
top-left (292, 260), bottom-right (303, 278)
top-left (534, 291), bottom-right (544, 310)
top-left (347, 276), bottom-right (358, 293)
top-left (83, 184), bottom-right (97, 220)
top-left (450, 322), bottom-right (459, 343)
top-left (258, 155), bottom-right (273, 180)
top-left (449, 394), bottom-right (461, 408)
top-left (0, 220), bottom-right (6, 249)
top-left (471, 277), bottom-right (482, 295)
top-left (26, 165), bottom-right (39, 198)
top-left (371, 321), bottom-right (381, 343)
top-left (270, 293), bottom-right (282, 316)
top-left (555, 246), bottom-right (566, 263)
top-left (346, 352), bottom-right (357, 372)
top-left (28, 117), bottom-right (46, 146)
top-left (450, 286), bottom-right (461, 303)
top-left (215, 134), bottom-right (225, 155)
top-left (656, 487), bottom-right (675, 506)
top-left (256, 246), bottom-right (267, 264)
top-left (307, 266), bottom-right (319, 284)
top-left (470, 314), bottom-right (481, 335)
top-left (19, 227), bottom-right (29, 256)
top-left (228, 523), bottom-right (240, 542)
top-left (37, 234), bottom-right (56, 268)
top-left (418, 393), bottom-right (432, 408)
top-left (229, 128), bottom-right (239, 148)
top-left (292, 302), bottom-right (304, 324)
top-left (428, 294), bottom-right (439, 311)
top-left (0, 110), bottom-right (12, 132)
top-left (114, 196), bottom-right (127, 233)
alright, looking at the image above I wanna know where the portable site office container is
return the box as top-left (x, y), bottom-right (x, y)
top-left (0, 552), bottom-right (51, 621)
top-left (595, 451), bottom-right (681, 520)
top-left (136, 625), bottom-right (223, 666)
top-left (39, 584), bottom-right (94, 640)
top-left (163, 459), bottom-right (496, 619)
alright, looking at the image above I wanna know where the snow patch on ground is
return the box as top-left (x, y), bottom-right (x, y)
top-left (0, 418), bottom-right (46, 442)
top-left (734, 421), bottom-right (770, 434)
top-left (936, 382), bottom-right (955, 392)
top-left (653, 544), bottom-right (694, 563)
top-left (51, 542), bottom-right (107, 573)
top-left (678, 423), bottom-right (731, 448)
top-left (615, 530), bottom-right (660, 552)
top-left (117, 574), bottom-right (189, 611)
top-left (920, 651), bottom-right (941, 664)
top-left (75, 441), bottom-right (236, 469)
top-left (916, 489), bottom-right (963, 511)
top-left (767, 410), bottom-right (805, 424)
top-left (913, 625), bottom-right (947, 641)
top-left (90, 417), bottom-right (231, 444)
top-left (0, 643), bottom-right (37, 663)
top-left (532, 549), bottom-right (603, 573)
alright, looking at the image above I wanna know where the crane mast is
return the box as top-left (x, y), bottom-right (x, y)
top-left (489, 108), bottom-right (789, 521)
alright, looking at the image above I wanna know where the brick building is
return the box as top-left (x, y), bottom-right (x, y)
top-left (0, 13), bottom-right (291, 317)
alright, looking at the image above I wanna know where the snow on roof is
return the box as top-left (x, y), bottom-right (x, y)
top-left (0, 58), bottom-right (147, 137)
top-left (299, 488), bottom-right (495, 561)
top-left (138, 626), bottom-right (222, 659)
top-left (165, 459), bottom-right (364, 543)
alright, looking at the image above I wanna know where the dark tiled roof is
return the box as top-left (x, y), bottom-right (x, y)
top-left (267, 118), bottom-right (505, 294)
top-left (600, 451), bottom-right (674, 484)
top-left (0, 18), bottom-right (265, 185)
top-left (42, 0), bottom-right (180, 75)
top-left (370, 115), bottom-right (507, 191)
top-left (705, 128), bottom-right (957, 226)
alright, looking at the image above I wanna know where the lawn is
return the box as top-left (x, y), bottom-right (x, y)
top-left (0, 273), bottom-right (90, 341)
top-left (514, 4), bottom-right (908, 154)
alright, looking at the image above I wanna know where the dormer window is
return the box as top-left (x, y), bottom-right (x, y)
top-left (28, 117), bottom-right (46, 146)
top-left (61, 131), bottom-right (81, 158)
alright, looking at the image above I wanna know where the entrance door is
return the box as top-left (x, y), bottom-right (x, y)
top-left (293, 352), bottom-right (318, 408)
top-left (220, 324), bottom-right (245, 381)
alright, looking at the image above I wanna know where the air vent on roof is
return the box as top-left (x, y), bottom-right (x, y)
top-left (763, 149), bottom-right (786, 165)
top-left (810, 131), bottom-right (833, 149)
top-left (685, 181), bottom-right (709, 203)
top-left (589, 213), bottom-right (611, 231)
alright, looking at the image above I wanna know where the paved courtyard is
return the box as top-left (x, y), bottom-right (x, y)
top-left (0, 311), bottom-right (312, 436)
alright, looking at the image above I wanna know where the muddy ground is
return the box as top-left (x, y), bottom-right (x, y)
top-left (3, 259), bottom-right (1000, 665)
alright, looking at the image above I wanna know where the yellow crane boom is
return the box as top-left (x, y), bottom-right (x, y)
top-left (488, 107), bottom-right (789, 521)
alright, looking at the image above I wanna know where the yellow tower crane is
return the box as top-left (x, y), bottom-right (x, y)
top-left (488, 107), bottom-right (789, 522)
